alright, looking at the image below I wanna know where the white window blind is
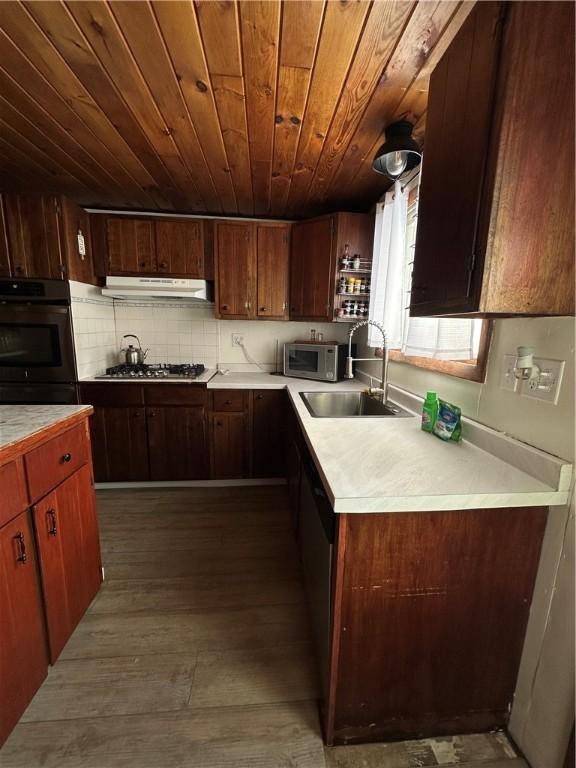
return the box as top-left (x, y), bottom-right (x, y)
top-left (368, 178), bottom-right (481, 359)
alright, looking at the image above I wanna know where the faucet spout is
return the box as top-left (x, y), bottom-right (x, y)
top-left (345, 320), bottom-right (388, 403)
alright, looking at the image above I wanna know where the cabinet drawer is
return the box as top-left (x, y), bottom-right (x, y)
top-left (144, 385), bottom-right (207, 406)
top-left (211, 390), bottom-right (247, 412)
top-left (25, 423), bottom-right (89, 502)
top-left (79, 383), bottom-right (144, 407)
top-left (0, 457), bottom-right (28, 528)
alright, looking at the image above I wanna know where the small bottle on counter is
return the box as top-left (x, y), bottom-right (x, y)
top-left (310, 328), bottom-right (316, 341)
top-left (421, 391), bottom-right (439, 433)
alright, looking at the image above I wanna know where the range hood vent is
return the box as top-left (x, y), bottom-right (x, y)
top-left (102, 276), bottom-right (211, 301)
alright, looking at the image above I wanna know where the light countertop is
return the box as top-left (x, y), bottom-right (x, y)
top-left (208, 371), bottom-right (572, 513)
top-left (0, 405), bottom-right (93, 458)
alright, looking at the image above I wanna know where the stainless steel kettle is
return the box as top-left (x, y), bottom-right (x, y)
top-left (120, 334), bottom-right (148, 365)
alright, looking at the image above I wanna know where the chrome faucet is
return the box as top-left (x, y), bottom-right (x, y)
top-left (345, 320), bottom-right (389, 404)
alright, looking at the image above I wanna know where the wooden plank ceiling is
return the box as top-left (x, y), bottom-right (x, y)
top-left (0, 0), bottom-right (474, 218)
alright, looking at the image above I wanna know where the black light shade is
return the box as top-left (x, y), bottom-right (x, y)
top-left (372, 120), bottom-right (422, 181)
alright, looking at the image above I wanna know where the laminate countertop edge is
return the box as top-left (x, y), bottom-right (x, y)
top-left (0, 405), bottom-right (93, 465)
top-left (205, 373), bottom-right (573, 514)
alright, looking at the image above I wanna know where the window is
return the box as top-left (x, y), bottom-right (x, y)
top-left (367, 177), bottom-right (491, 382)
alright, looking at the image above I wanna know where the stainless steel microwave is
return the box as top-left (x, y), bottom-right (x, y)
top-left (283, 342), bottom-right (355, 382)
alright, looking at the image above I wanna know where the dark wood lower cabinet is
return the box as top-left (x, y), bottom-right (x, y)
top-left (251, 390), bottom-right (286, 477)
top-left (89, 407), bottom-right (149, 483)
top-left (0, 510), bottom-right (48, 746)
top-left (147, 406), bottom-right (207, 480)
top-left (32, 465), bottom-right (102, 663)
top-left (209, 412), bottom-right (249, 479)
top-left (324, 507), bottom-right (548, 745)
top-left (82, 385), bottom-right (287, 482)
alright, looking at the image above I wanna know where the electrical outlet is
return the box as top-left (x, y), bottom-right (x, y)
top-left (500, 354), bottom-right (518, 392)
top-left (520, 357), bottom-right (565, 404)
top-left (231, 334), bottom-right (244, 347)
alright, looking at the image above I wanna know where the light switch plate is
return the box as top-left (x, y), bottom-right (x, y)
top-left (520, 357), bottom-right (565, 404)
top-left (500, 354), bottom-right (518, 392)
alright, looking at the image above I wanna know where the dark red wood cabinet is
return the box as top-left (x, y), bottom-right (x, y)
top-left (89, 406), bottom-right (149, 483)
top-left (0, 510), bottom-right (48, 746)
top-left (0, 414), bottom-right (102, 746)
top-left (251, 390), bottom-right (286, 477)
top-left (147, 406), bottom-right (208, 481)
top-left (214, 221), bottom-right (290, 320)
top-left (33, 465), bottom-right (102, 663)
top-left (155, 220), bottom-right (204, 277)
top-left (290, 212), bottom-right (374, 321)
top-left (411, 1), bottom-right (574, 316)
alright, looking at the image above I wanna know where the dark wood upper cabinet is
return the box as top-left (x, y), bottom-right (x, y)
top-left (106, 217), bottom-right (155, 275)
top-left (0, 510), bottom-right (48, 747)
top-left (155, 220), bottom-right (204, 277)
top-left (290, 212), bottom-right (373, 321)
top-left (214, 222), bottom-right (254, 319)
top-left (256, 223), bottom-right (290, 319)
top-left (291, 216), bottom-right (334, 321)
top-left (147, 405), bottom-right (207, 481)
top-left (412, 1), bottom-right (575, 317)
top-left (58, 197), bottom-right (96, 285)
top-left (251, 390), bottom-right (286, 477)
top-left (3, 194), bottom-right (63, 279)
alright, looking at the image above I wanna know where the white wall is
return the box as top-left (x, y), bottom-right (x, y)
top-left (70, 281), bottom-right (349, 376)
top-left (358, 315), bottom-right (575, 768)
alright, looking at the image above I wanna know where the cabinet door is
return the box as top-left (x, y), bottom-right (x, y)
top-left (0, 194), bottom-right (11, 277)
top-left (106, 217), bottom-right (155, 274)
top-left (147, 406), bottom-right (208, 480)
top-left (252, 390), bottom-right (286, 477)
top-left (155, 220), bottom-right (204, 277)
top-left (59, 197), bottom-right (95, 285)
top-left (33, 465), bottom-right (102, 663)
top-left (89, 406), bottom-right (149, 483)
top-left (256, 224), bottom-right (290, 319)
top-left (410, 2), bottom-right (504, 314)
top-left (290, 217), bottom-right (334, 320)
top-left (215, 222), bottom-right (254, 318)
top-left (209, 412), bottom-right (248, 479)
top-left (3, 194), bottom-right (63, 279)
top-left (0, 511), bottom-right (48, 746)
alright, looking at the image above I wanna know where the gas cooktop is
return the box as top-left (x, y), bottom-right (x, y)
top-left (96, 363), bottom-right (206, 379)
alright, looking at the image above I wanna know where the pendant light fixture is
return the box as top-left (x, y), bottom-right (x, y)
top-left (372, 120), bottom-right (422, 181)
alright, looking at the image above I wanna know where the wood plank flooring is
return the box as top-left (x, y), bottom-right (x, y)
top-left (0, 486), bottom-right (528, 768)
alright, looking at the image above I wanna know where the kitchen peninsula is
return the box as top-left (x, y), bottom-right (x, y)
top-left (0, 405), bottom-right (102, 745)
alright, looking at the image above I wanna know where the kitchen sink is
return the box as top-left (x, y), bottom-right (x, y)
top-left (300, 391), bottom-right (414, 418)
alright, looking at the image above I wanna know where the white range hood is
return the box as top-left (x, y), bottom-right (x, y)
top-left (102, 276), bottom-right (211, 301)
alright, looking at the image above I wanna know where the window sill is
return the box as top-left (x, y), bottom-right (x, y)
top-left (375, 321), bottom-right (493, 383)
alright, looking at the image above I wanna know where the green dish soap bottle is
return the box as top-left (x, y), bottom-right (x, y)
top-left (421, 391), bottom-right (439, 433)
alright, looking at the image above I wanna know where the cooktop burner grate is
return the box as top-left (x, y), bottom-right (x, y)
top-left (96, 363), bottom-right (206, 379)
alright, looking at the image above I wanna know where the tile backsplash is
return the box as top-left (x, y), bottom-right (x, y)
top-left (70, 280), bottom-right (349, 377)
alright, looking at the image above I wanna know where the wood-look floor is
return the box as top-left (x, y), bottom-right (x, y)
top-left (0, 487), bottom-right (527, 768)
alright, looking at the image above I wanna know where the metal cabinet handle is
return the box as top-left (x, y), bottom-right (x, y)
top-left (160, 261), bottom-right (168, 268)
top-left (14, 532), bottom-right (27, 563)
top-left (62, 452), bottom-right (72, 463)
top-left (47, 509), bottom-right (57, 536)
top-left (224, 400), bottom-right (231, 405)
top-left (256, 394), bottom-right (263, 400)
top-left (149, 411), bottom-right (156, 417)
top-left (259, 307), bottom-right (266, 312)
top-left (221, 304), bottom-right (229, 311)
top-left (216, 420), bottom-right (223, 427)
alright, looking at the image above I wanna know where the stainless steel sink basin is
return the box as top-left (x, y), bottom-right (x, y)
top-left (300, 391), bottom-right (413, 418)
